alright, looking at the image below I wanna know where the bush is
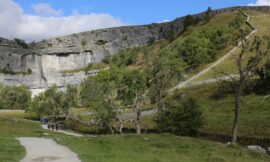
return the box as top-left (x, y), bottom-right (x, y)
top-left (183, 15), bottom-right (199, 30)
top-left (27, 68), bottom-right (32, 74)
top-left (111, 48), bottom-right (139, 68)
top-left (179, 35), bottom-right (212, 65)
top-left (255, 59), bottom-right (270, 90)
top-left (163, 30), bottom-right (175, 41)
top-left (158, 94), bottom-right (204, 136)
top-left (179, 27), bottom-right (232, 66)
top-left (147, 37), bottom-right (156, 44)
top-left (95, 40), bottom-right (108, 45)
top-left (102, 52), bottom-right (111, 64)
top-left (14, 38), bottom-right (28, 49)
top-left (81, 39), bottom-right (87, 46)
top-left (229, 13), bottom-right (245, 30)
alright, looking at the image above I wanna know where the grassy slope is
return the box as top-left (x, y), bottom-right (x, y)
top-left (192, 10), bottom-right (270, 82)
top-left (178, 10), bottom-right (270, 137)
top-left (0, 113), bottom-right (269, 162)
top-left (180, 83), bottom-right (270, 138)
top-left (138, 11), bottom-right (241, 71)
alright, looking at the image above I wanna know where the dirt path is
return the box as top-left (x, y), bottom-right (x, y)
top-left (41, 125), bottom-right (83, 137)
top-left (17, 137), bottom-right (81, 162)
top-left (170, 10), bottom-right (257, 91)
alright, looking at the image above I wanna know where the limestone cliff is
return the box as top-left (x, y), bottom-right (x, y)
top-left (0, 6), bottom-right (269, 96)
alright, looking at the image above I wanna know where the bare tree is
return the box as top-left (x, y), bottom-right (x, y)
top-left (214, 31), bottom-right (269, 144)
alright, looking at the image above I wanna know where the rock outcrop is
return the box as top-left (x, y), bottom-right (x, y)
top-left (0, 6), bottom-right (270, 96)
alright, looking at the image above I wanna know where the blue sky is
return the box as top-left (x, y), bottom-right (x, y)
top-left (1, 0), bottom-right (267, 41)
top-left (14, 0), bottom-right (258, 25)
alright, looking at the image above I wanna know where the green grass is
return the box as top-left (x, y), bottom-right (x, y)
top-left (192, 10), bottom-right (270, 82)
top-left (180, 83), bottom-right (270, 138)
top-left (56, 134), bottom-right (269, 162)
top-left (0, 138), bottom-right (25, 162)
top-left (0, 112), bottom-right (269, 162)
top-left (61, 63), bottom-right (108, 74)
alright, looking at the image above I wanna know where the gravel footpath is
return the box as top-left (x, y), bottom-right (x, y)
top-left (17, 137), bottom-right (81, 162)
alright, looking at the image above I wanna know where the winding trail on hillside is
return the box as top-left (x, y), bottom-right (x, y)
top-left (170, 10), bottom-right (257, 91)
top-left (17, 137), bottom-right (81, 162)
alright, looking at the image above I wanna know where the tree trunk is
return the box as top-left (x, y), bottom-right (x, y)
top-left (109, 125), bottom-right (114, 134)
top-left (232, 91), bottom-right (241, 144)
top-left (135, 91), bottom-right (141, 135)
top-left (156, 88), bottom-right (164, 123)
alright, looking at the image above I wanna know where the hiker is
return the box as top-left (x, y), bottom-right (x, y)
top-left (40, 118), bottom-right (45, 125)
top-left (44, 118), bottom-right (48, 125)
top-left (47, 122), bottom-right (51, 130)
top-left (55, 122), bottom-right (59, 131)
top-left (51, 123), bottom-right (55, 130)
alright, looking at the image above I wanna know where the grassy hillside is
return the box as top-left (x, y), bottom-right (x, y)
top-left (192, 10), bottom-right (270, 82)
top-left (178, 83), bottom-right (270, 138)
top-left (115, 11), bottom-right (247, 69)
top-left (0, 113), bottom-right (269, 162)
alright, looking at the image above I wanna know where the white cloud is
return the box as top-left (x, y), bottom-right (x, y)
top-left (248, 0), bottom-right (270, 6)
top-left (32, 3), bottom-right (62, 17)
top-left (0, 0), bottom-right (126, 42)
top-left (160, 19), bottom-right (170, 23)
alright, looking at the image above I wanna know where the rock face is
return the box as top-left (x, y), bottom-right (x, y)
top-left (0, 6), bottom-right (270, 96)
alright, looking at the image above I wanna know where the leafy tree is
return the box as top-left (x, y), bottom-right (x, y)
top-left (179, 35), bottom-right (212, 65)
top-left (80, 68), bottom-right (123, 133)
top-left (179, 27), bottom-right (233, 66)
top-left (120, 70), bottom-right (147, 134)
top-left (0, 85), bottom-right (31, 110)
top-left (66, 84), bottom-right (80, 108)
top-left (163, 30), bottom-right (175, 41)
top-left (229, 13), bottom-right (245, 30)
top-left (183, 15), bottom-right (199, 30)
top-left (28, 85), bottom-right (68, 118)
top-left (214, 34), bottom-right (269, 144)
top-left (80, 77), bottom-right (104, 108)
top-left (148, 55), bottom-right (182, 121)
top-left (158, 94), bottom-right (204, 136)
top-left (204, 7), bottom-right (214, 23)
top-left (93, 98), bottom-right (119, 134)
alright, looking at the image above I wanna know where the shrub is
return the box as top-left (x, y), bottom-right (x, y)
top-left (14, 38), bottom-right (28, 49)
top-left (27, 68), bottom-right (32, 74)
top-left (102, 52), bottom-right (111, 64)
top-left (163, 30), bottom-right (175, 41)
top-left (81, 39), bottom-right (87, 46)
top-left (229, 13), bottom-right (245, 30)
top-left (158, 94), bottom-right (204, 136)
top-left (183, 15), bottom-right (200, 30)
top-left (148, 37), bottom-right (156, 44)
top-left (111, 48), bottom-right (139, 68)
top-left (0, 85), bottom-right (31, 110)
top-left (256, 59), bottom-right (270, 89)
top-left (95, 40), bottom-right (108, 45)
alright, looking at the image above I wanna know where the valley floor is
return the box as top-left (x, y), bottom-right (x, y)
top-left (0, 112), bottom-right (269, 162)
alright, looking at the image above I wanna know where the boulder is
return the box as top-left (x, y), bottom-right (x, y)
top-left (247, 145), bottom-right (266, 154)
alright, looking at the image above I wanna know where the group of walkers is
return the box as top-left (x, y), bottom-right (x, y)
top-left (40, 116), bottom-right (59, 131)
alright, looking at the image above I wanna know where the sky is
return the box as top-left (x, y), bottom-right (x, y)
top-left (0, 0), bottom-right (269, 42)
